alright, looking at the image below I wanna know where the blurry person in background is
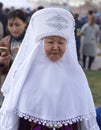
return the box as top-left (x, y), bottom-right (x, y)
top-left (0, 9), bottom-right (27, 102)
top-left (74, 13), bottom-right (82, 61)
top-left (0, 2), bottom-right (7, 38)
top-left (5, 9), bottom-right (27, 62)
top-left (80, 10), bottom-right (100, 70)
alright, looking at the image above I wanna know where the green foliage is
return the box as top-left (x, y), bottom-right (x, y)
top-left (85, 71), bottom-right (101, 107)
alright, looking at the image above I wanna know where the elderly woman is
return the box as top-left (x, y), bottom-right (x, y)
top-left (0, 8), bottom-right (99, 130)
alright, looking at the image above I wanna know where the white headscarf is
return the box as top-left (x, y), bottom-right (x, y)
top-left (0, 8), bottom-right (99, 130)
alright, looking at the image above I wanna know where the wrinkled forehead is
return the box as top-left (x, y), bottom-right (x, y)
top-left (31, 8), bottom-right (75, 41)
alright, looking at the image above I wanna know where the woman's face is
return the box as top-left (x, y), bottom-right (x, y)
top-left (44, 36), bottom-right (66, 62)
top-left (7, 17), bottom-right (27, 37)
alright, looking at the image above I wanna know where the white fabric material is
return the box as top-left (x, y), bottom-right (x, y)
top-left (0, 113), bottom-right (19, 130)
top-left (80, 118), bottom-right (100, 130)
top-left (0, 8), bottom-right (99, 129)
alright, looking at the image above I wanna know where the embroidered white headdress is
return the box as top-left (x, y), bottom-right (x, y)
top-left (0, 8), bottom-right (99, 130)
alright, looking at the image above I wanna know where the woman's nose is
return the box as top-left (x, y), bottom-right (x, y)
top-left (11, 25), bottom-right (17, 31)
top-left (53, 42), bottom-right (59, 49)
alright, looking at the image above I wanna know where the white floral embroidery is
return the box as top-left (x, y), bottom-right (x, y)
top-left (47, 14), bottom-right (68, 31)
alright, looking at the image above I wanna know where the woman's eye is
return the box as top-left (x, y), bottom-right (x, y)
top-left (48, 41), bottom-right (54, 44)
top-left (58, 42), bottom-right (63, 44)
top-left (15, 23), bottom-right (20, 27)
top-left (8, 24), bottom-right (13, 27)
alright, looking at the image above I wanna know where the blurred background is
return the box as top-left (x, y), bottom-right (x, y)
top-left (0, 0), bottom-right (101, 12)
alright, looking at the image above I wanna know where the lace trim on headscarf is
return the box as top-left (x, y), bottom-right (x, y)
top-left (17, 111), bottom-right (95, 128)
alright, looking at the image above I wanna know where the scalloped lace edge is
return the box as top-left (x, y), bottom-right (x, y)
top-left (17, 111), bottom-right (95, 128)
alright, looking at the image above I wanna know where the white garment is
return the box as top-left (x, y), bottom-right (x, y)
top-left (0, 8), bottom-right (99, 130)
top-left (80, 118), bottom-right (99, 130)
top-left (0, 113), bottom-right (19, 130)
